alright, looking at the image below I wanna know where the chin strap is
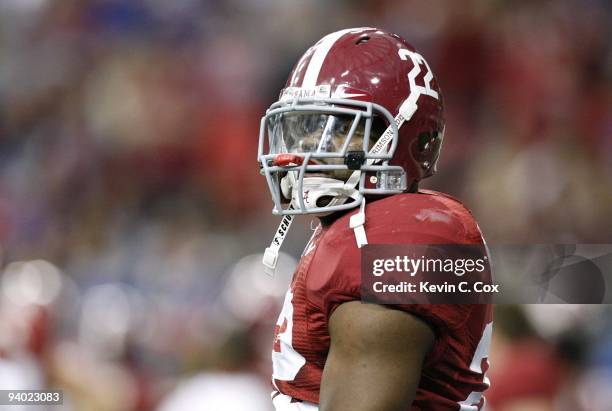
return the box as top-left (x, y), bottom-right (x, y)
top-left (263, 169), bottom-right (298, 276)
top-left (263, 196), bottom-right (367, 276)
top-left (349, 198), bottom-right (368, 248)
top-left (263, 208), bottom-right (295, 276)
top-left (262, 184), bottom-right (360, 276)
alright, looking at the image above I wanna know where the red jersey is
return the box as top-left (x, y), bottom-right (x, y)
top-left (271, 190), bottom-right (493, 411)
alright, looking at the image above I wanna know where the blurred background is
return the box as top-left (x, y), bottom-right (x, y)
top-left (0, 0), bottom-right (611, 410)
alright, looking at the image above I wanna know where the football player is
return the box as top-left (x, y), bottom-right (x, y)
top-left (258, 28), bottom-right (492, 411)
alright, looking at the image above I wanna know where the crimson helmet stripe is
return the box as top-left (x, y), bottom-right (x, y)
top-left (301, 27), bottom-right (374, 88)
top-left (289, 50), bottom-right (314, 86)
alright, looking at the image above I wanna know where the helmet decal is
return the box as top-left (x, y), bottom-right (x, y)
top-left (301, 28), bottom-right (355, 88)
top-left (399, 48), bottom-right (439, 101)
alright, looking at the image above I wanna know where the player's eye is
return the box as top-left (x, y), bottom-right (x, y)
top-left (337, 121), bottom-right (351, 136)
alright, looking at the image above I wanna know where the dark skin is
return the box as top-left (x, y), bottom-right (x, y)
top-left (319, 301), bottom-right (435, 411)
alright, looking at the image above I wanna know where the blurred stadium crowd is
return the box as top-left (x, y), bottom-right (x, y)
top-left (0, 0), bottom-right (611, 410)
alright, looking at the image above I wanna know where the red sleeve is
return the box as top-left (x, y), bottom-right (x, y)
top-left (306, 228), bottom-right (362, 320)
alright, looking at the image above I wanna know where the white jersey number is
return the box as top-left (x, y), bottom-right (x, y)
top-left (272, 290), bottom-right (306, 381)
top-left (458, 322), bottom-right (493, 411)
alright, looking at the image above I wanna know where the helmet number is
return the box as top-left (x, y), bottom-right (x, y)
top-left (368, 49), bottom-right (441, 154)
top-left (398, 49), bottom-right (439, 101)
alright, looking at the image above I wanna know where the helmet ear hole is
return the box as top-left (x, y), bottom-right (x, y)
top-left (417, 132), bottom-right (432, 152)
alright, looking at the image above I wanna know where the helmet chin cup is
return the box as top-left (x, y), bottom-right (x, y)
top-left (290, 176), bottom-right (357, 215)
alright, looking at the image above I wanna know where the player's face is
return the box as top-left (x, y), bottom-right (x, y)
top-left (269, 113), bottom-right (386, 180)
top-left (295, 120), bottom-right (365, 180)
